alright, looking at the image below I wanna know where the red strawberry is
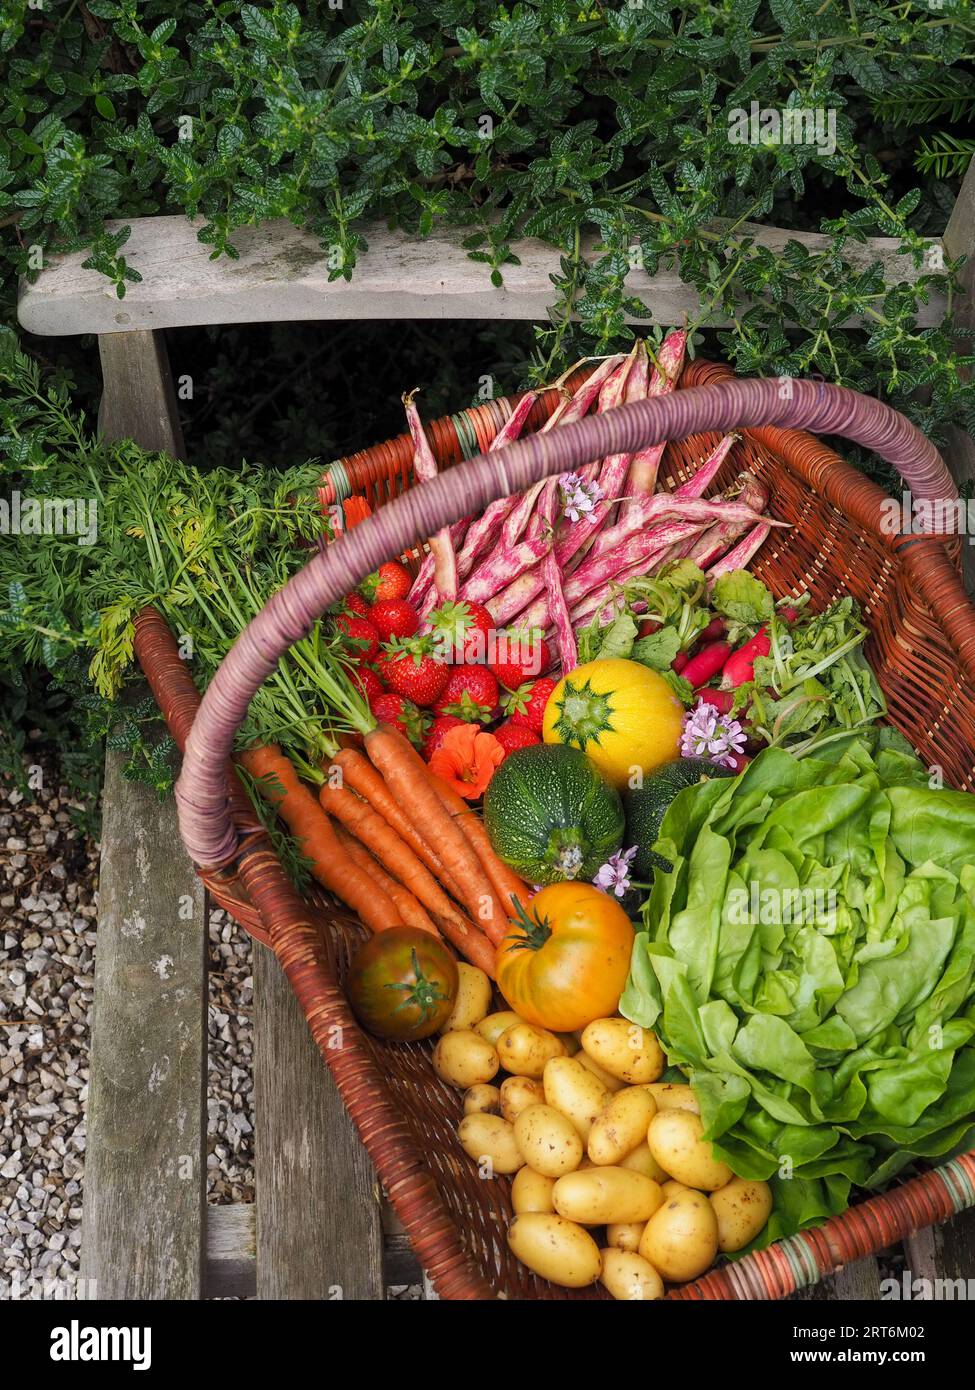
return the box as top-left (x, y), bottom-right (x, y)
top-left (336, 613), bottom-right (379, 662)
top-left (350, 665), bottom-right (384, 704)
top-left (421, 714), bottom-right (467, 760)
top-left (489, 628), bottom-right (552, 690)
top-left (433, 666), bottom-right (499, 723)
top-left (380, 637), bottom-right (450, 708)
top-left (361, 561), bottom-right (411, 604)
top-left (427, 599), bottom-right (495, 664)
top-left (342, 592), bottom-right (372, 620)
top-left (369, 691), bottom-right (429, 746)
top-left (493, 719), bottom-right (541, 758)
top-left (370, 597), bottom-right (420, 643)
top-left (503, 677), bottom-right (557, 734)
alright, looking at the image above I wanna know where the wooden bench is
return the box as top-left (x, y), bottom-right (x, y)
top-left (17, 184), bottom-right (975, 1298)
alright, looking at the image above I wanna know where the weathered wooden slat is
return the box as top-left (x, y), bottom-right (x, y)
top-left (253, 945), bottom-right (385, 1299)
top-left (97, 330), bottom-right (186, 458)
top-left (17, 216), bottom-right (947, 336)
top-left (793, 1257), bottom-right (885, 1301)
top-left (205, 1203), bottom-right (257, 1300)
top-left (904, 1209), bottom-right (975, 1299)
top-left (81, 758), bottom-right (208, 1298)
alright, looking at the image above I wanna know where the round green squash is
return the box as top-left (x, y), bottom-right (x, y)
top-left (483, 744), bottom-right (624, 884)
top-left (624, 757), bottom-right (735, 878)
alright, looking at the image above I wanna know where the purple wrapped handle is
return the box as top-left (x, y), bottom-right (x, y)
top-left (176, 377), bottom-right (953, 868)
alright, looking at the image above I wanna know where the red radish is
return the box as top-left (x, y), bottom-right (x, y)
top-left (493, 720), bottom-right (542, 758)
top-left (336, 613), bottom-right (380, 662)
top-left (672, 651), bottom-right (690, 674)
top-left (422, 714), bottom-right (467, 760)
top-left (779, 604), bottom-right (801, 623)
top-left (681, 640), bottom-right (732, 688)
top-left (695, 687), bottom-right (735, 714)
top-left (723, 751), bottom-right (751, 773)
top-left (720, 628), bottom-right (772, 689)
top-left (696, 616), bottom-right (727, 644)
top-left (638, 619), bottom-right (661, 637)
top-left (433, 666), bottom-right (499, 722)
top-left (370, 598), bottom-right (420, 643)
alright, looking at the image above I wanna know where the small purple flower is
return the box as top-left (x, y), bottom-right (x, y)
top-left (559, 472), bottom-right (604, 523)
top-left (680, 699), bottom-right (747, 768)
top-left (594, 845), bottom-right (638, 897)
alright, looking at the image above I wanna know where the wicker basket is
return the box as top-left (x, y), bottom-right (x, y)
top-left (138, 358), bottom-right (975, 1299)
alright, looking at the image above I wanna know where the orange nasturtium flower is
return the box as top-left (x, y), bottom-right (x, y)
top-left (428, 723), bottom-right (505, 799)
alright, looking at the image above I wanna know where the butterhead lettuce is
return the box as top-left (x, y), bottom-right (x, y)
top-left (620, 730), bottom-right (975, 1245)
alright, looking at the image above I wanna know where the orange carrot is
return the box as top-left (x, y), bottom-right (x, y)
top-left (432, 912), bottom-right (497, 977)
top-left (239, 744), bottom-right (400, 934)
top-left (319, 781), bottom-right (472, 931)
top-left (430, 774), bottom-right (532, 924)
top-left (334, 824), bottom-right (439, 937)
top-left (327, 748), bottom-right (464, 899)
top-left (364, 724), bottom-right (509, 939)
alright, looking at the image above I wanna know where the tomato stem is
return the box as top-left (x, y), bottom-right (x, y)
top-left (508, 899), bottom-right (552, 953)
top-left (383, 947), bottom-right (452, 1023)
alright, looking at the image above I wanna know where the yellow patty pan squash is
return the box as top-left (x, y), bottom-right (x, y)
top-left (542, 658), bottom-right (683, 789)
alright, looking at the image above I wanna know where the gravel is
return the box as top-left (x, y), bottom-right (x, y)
top-left (1, 756), bottom-right (256, 1298)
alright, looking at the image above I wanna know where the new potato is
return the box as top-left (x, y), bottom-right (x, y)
top-left (588, 1086), bottom-right (657, 1165)
top-left (457, 1113), bottom-right (524, 1174)
top-left (639, 1185), bottom-right (718, 1282)
top-left (606, 1221), bottom-right (646, 1253)
top-left (508, 1214), bottom-right (602, 1288)
top-left (497, 1023), bottom-right (567, 1079)
top-left (433, 1030), bottom-right (500, 1089)
top-left (440, 962), bottom-right (493, 1033)
top-left (581, 1018), bottom-right (665, 1084)
top-left (476, 1010), bottom-right (523, 1047)
top-left (645, 1082), bottom-right (700, 1114)
top-left (463, 1083), bottom-right (500, 1115)
top-left (552, 1167), bottom-right (664, 1225)
top-left (514, 1104), bottom-right (584, 1178)
top-left (576, 1051), bottom-right (625, 1093)
top-left (619, 1142), bottom-right (670, 1184)
top-left (542, 1056), bottom-right (610, 1140)
top-left (512, 1166), bottom-right (557, 1214)
top-left (710, 1177), bottom-right (773, 1252)
top-left (647, 1110), bottom-right (733, 1191)
top-left (599, 1248), bottom-right (665, 1301)
top-left (500, 1075), bottom-right (545, 1122)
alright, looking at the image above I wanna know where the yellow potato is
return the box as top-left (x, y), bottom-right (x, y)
top-left (660, 1179), bottom-right (686, 1199)
top-left (514, 1104), bottom-right (584, 1178)
top-left (581, 1018), bottom-right (665, 1084)
top-left (588, 1086), bottom-right (657, 1166)
top-left (512, 1166), bottom-right (557, 1215)
top-left (457, 1113), bottom-right (524, 1175)
top-left (605, 1221), bottom-right (646, 1253)
top-left (644, 1082), bottom-right (700, 1114)
top-left (710, 1177), bottom-right (773, 1253)
top-left (619, 1142), bottom-right (670, 1184)
top-left (499, 1075), bottom-right (546, 1123)
top-left (552, 1167), bottom-right (664, 1226)
top-left (507, 1214), bottom-right (601, 1288)
top-left (639, 1186), bottom-right (718, 1282)
top-left (433, 1030), bottom-right (500, 1089)
top-left (497, 1023), bottom-right (567, 1079)
top-left (476, 1010), bottom-right (523, 1047)
top-left (557, 1031), bottom-right (581, 1056)
top-left (543, 1056), bottom-right (610, 1140)
top-left (647, 1110), bottom-right (733, 1191)
top-left (440, 962), bottom-right (493, 1033)
top-left (576, 1050), bottom-right (625, 1092)
top-left (463, 1083), bottom-right (501, 1115)
top-left (599, 1248), bottom-right (665, 1301)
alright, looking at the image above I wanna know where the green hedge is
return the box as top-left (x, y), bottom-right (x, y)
top-left (3, 0), bottom-right (975, 438)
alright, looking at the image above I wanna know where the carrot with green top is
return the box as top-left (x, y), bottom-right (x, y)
top-left (239, 744), bottom-right (400, 934)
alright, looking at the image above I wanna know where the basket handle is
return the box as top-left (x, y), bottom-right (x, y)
top-left (176, 376), bottom-right (964, 868)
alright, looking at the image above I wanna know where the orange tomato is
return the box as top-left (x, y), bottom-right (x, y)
top-left (495, 884), bottom-right (635, 1033)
